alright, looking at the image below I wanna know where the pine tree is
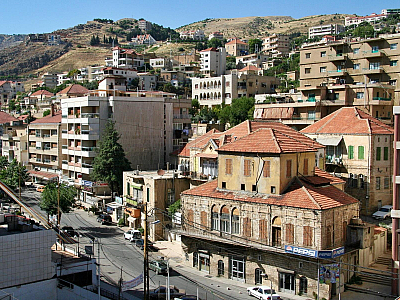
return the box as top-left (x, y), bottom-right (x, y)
top-left (91, 120), bottom-right (131, 198)
top-left (103, 35), bottom-right (106, 44)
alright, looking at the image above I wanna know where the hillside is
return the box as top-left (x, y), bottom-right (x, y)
top-left (178, 14), bottom-right (350, 38)
top-left (0, 34), bottom-right (26, 50)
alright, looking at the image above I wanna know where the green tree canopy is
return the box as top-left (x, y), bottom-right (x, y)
top-left (91, 120), bottom-right (132, 196)
top-left (207, 38), bottom-right (223, 49)
top-left (39, 182), bottom-right (76, 221)
top-left (224, 97), bottom-right (255, 126)
top-left (248, 39), bottom-right (263, 54)
top-left (0, 159), bottom-right (29, 190)
top-left (67, 69), bottom-right (81, 80)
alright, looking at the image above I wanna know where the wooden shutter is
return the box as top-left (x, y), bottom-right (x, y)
top-left (376, 147), bottom-right (381, 161)
top-left (259, 219), bottom-right (268, 241)
top-left (244, 159), bottom-right (251, 176)
top-left (200, 211), bottom-right (207, 228)
top-left (225, 159), bottom-right (232, 175)
top-left (286, 224), bottom-right (294, 244)
top-left (263, 161), bottom-right (271, 177)
top-left (187, 209), bottom-right (194, 225)
top-left (243, 217), bottom-right (252, 237)
top-left (348, 146), bottom-right (354, 159)
top-left (303, 226), bottom-right (313, 247)
top-left (286, 160), bottom-right (292, 178)
top-left (303, 158), bottom-right (308, 176)
top-left (358, 146), bottom-right (364, 160)
top-left (384, 147), bottom-right (389, 160)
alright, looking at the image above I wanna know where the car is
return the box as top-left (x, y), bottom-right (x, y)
top-left (247, 286), bottom-right (281, 300)
top-left (61, 226), bottom-right (79, 238)
top-left (149, 286), bottom-right (185, 300)
top-left (36, 185), bottom-right (45, 192)
top-left (149, 259), bottom-right (169, 275)
top-left (124, 229), bottom-right (142, 242)
top-left (372, 205), bottom-right (393, 220)
top-left (96, 214), bottom-right (112, 225)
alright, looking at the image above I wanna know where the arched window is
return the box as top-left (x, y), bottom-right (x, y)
top-left (272, 216), bottom-right (282, 246)
top-left (231, 208), bottom-right (240, 234)
top-left (211, 205), bottom-right (219, 231)
top-left (220, 206), bottom-right (230, 233)
top-left (218, 260), bottom-right (224, 276)
top-left (299, 276), bottom-right (308, 294)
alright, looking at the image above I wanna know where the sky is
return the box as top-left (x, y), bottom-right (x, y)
top-left (1, 0), bottom-right (399, 35)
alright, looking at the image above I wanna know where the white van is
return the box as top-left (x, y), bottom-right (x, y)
top-left (123, 229), bottom-right (142, 242)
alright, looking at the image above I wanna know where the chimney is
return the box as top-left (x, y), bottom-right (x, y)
top-left (51, 103), bottom-right (54, 116)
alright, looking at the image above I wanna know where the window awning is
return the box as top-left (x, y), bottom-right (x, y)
top-left (28, 170), bottom-right (59, 180)
top-left (195, 153), bottom-right (218, 159)
top-left (315, 136), bottom-right (342, 146)
top-left (254, 107), bottom-right (294, 120)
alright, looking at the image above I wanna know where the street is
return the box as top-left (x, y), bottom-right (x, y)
top-left (18, 186), bottom-right (260, 300)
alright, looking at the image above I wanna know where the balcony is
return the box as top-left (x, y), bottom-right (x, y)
top-left (328, 54), bottom-right (347, 61)
top-left (327, 69), bottom-right (348, 77)
top-left (362, 67), bottom-right (383, 74)
top-left (373, 97), bottom-right (391, 101)
top-left (362, 50), bottom-right (385, 58)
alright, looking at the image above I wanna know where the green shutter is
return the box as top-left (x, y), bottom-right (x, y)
top-left (127, 182), bottom-right (130, 195)
top-left (376, 147), bottom-right (381, 161)
top-left (384, 147), bottom-right (389, 161)
top-left (348, 146), bottom-right (354, 159)
top-left (358, 146), bottom-right (364, 160)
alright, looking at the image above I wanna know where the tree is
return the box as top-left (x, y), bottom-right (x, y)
top-left (162, 83), bottom-right (177, 94)
top-left (43, 109), bottom-right (50, 117)
top-left (67, 69), bottom-right (81, 80)
top-left (226, 56), bottom-right (236, 70)
top-left (0, 159), bottom-right (29, 191)
top-left (207, 38), bottom-right (223, 49)
top-left (8, 99), bottom-right (16, 112)
top-left (248, 39), bottom-right (263, 54)
top-left (228, 97), bottom-right (255, 126)
top-left (91, 120), bottom-right (131, 198)
top-left (39, 182), bottom-right (76, 222)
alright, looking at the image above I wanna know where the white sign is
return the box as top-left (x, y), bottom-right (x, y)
top-left (122, 273), bottom-right (143, 291)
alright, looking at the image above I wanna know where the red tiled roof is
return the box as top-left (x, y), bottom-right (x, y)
top-left (301, 107), bottom-right (393, 135)
top-left (239, 65), bottom-right (261, 72)
top-left (195, 153), bottom-right (218, 159)
top-left (182, 173), bottom-right (358, 211)
top-left (31, 90), bottom-right (54, 97)
top-left (18, 115), bottom-right (28, 121)
top-left (28, 170), bottom-right (58, 180)
top-left (301, 167), bottom-right (345, 186)
top-left (177, 129), bottom-right (220, 157)
top-left (30, 111), bottom-right (62, 124)
top-left (226, 38), bottom-right (248, 45)
top-left (0, 80), bottom-right (8, 87)
top-left (57, 84), bottom-right (89, 96)
top-left (200, 47), bottom-right (218, 52)
top-left (0, 111), bottom-right (18, 124)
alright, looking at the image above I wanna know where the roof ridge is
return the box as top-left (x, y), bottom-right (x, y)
top-left (316, 108), bottom-right (342, 133)
top-left (272, 128), bottom-right (320, 150)
top-left (270, 129), bottom-right (282, 153)
top-left (301, 184), bottom-right (322, 210)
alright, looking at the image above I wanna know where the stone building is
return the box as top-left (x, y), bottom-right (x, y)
top-left (178, 122), bottom-right (362, 299)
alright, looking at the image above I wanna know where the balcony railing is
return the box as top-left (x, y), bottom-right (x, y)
top-left (82, 163), bottom-right (93, 168)
top-left (62, 160), bottom-right (68, 165)
top-left (81, 113), bottom-right (100, 118)
top-left (373, 97), bottom-right (391, 101)
top-left (82, 146), bottom-right (97, 151)
top-left (173, 114), bottom-right (192, 119)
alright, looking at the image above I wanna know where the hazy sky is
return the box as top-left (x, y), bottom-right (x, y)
top-left (1, 0), bottom-right (397, 34)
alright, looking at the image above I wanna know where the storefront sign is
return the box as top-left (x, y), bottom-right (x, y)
top-left (285, 245), bottom-right (345, 259)
top-left (122, 273), bottom-right (143, 291)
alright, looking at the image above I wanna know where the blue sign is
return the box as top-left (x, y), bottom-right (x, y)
top-left (81, 180), bottom-right (93, 187)
top-left (285, 245), bottom-right (345, 259)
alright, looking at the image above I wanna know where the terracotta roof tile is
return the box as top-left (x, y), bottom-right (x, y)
top-left (57, 84), bottom-right (89, 96)
top-left (30, 111), bottom-right (62, 124)
top-left (301, 167), bottom-right (345, 186)
top-left (0, 111), bottom-right (18, 124)
top-left (301, 107), bottom-right (393, 135)
top-left (226, 38), bottom-right (248, 45)
top-left (239, 65), bottom-right (261, 72)
top-left (31, 90), bottom-right (54, 97)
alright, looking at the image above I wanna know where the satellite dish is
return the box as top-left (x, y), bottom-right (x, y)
top-left (157, 169), bottom-right (165, 176)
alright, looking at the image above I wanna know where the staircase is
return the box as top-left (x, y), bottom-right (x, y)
top-left (358, 270), bottom-right (392, 286)
top-left (375, 256), bottom-right (392, 266)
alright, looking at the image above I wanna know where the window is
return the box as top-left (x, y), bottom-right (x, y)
top-left (303, 226), bottom-right (313, 247)
top-left (320, 66), bottom-right (327, 73)
top-left (390, 60), bottom-right (398, 67)
top-left (321, 51), bottom-right (326, 57)
top-left (225, 159), bottom-right (232, 175)
top-left (286, 224), bottom-right (294, 244)
top-left (356, 92), bottom-right (364, 99)
top-left (390, 43), bottom-right (398, 50)
top-left (286, 160), bottom-right (292, 178)
top-left (376, 177), bottom-right (381, 190)
top-left (358, 146), bottom-right (364, 160)
top-left (211, 206), bottom-right (219, 231)
top-left (305, 53), bottom-right (311, 59)
top-left (255, 268), bottom-right (263, 285)
top-left (232, 208), bottom-right (240, 234)
top-left (218, 260), bottom-right (224, 276)
top-left (372, 46), bottom-right (379, 52)
top-left (305, 68), bottom-right (311, 74)
top-left (220, 206), bottom-right (230, 233)
top-left (353, 48), bottom-right (360, 54)
top-left (353, 63), bottom-right (360, 70)
top-left (384, 147), bottom-right (389, 160)
top-left (271, 186), bottom-right (276, 194)
top-left (127, 182), bottom-right (130, 196)
top-left (376, 147), bottom-right (381, 161)
top-left (348, 146), bottom-right (354, 159)
top-left (222, 182), bottom-right (226, 189)
top-left (384, 177), bottom-right (390, 189)
top-left (303, 158), bottom-right (309, 175)
top-left (241, 184), bottom-right (245, 190)
top-left (390, 80), bottom-right (397, 86)
top-left (263, 161), bottom-right (271, 177)
top-left (369, 62), bottom-right (380, 70)
top-left (244, 159), bottom-right (251, 176)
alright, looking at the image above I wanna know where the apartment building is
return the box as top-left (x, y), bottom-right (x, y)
top-left (236, 53), bottom-right (269, 70)
top-left (192, 72), bottom-right (279, 107)
top-left (138, 19), bottom-right (152, 32)
top-left (150, 57), bottom-right (173, 71)
top-left (301, 107), bottom-right (394, 215)
top-left (105, 46), bottom-right (144, 69)
top-left (179, 30), bottom-right (205, 41)
top-left (308, 24), bottom-right (345, 39)
top-left (345, 13), bottom-right (387, 27)
top-left (199, 47), bottom-right (226, 77)
top-left (61, 95), bottom-right (174, 182)
top-left (41, 73), bottom-right (58, 89)
top-left (262, 34), bottom-right (290, 57)
top-left (0, 81), bottom-right (24, 107)
top-left (178, 122), bottom-right (364, 299)
top-left (208, 31), bottom-right (223, 41)
top-left (225, 38), bottom-right (249, 56)
top-left (27, 111), bottom-right (63, 179)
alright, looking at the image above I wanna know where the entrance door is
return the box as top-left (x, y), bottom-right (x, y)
top-left (231, 257), bottom-right (245, 281)
top-left (272, 227), bottom-right (282, 246)
top-left (199, 254), bottom-right (210, 273)
top-left (279, 272), bottom-right (295, 294)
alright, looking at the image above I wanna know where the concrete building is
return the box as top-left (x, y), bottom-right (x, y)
top-left (123, 170), bottom-right (190, 241)
top-left (208, 31), bottom-right (224, 41)
top-left (199, 47), bottom-right (226, 77)
top-left (27, 110), bottom-right (63, 181)
top-left (345, 13), bottom-right (387, 27)
top-left (192, 72), bottom-right (279, 107)
top-left (236, 53), bottom-right (270, 70)
top-left (178, 121), bottom-right (363, 299)
top-left (308, 24), bottom-right (345, 40)
top-left (0, 81), bottom-right (24, 108)
top-left (0, 112), bottom-right (28, 164)
top-left (131, 34), bottom-right (157, 46)
top-left (150, 57), bottom-right (173, 71)
top-left (225, 38), bottom-right (249, 56)
top-left (61, 95), bottom-right (174, 182)
top-left (105, 46), bottom-right (144, 69)
top-left (179, 30), bottom-right (205, 41)
top-left (262, 34), bottom-right (290, 57)
top-left (41, 73), bottom-right (58, 89)
top-left (138, 19), bottom-right (152, 32)
top-left (301, 107), bottom-right (394, 215)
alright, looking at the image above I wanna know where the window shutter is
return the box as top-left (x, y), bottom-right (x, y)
top-left (286, 224), bottom-right (294, 244)
top-left (286, 160), bottom-right (292, 178)
top-left (348, 146), bottom-right (354, 159)
top-left (303, 159), bottom-right (308, 175)
top-left (376, 147), bottom-right (381, 161)
top-left (358, 146), bottom-right (364, 160)
top-left (200, 211), bottom-right (207, 228)
top-left (263, 161), bottom-right (271, 178)
top-left (384, 147), bottom-right (389, 160)
top-left (259, 219), bottom-right (267, 241)
top-left (243, 217), bottom-right (252, 237)
top-left (225, 159), bottom-right (232, 174)
top-left (303, 226), bottom-right (313, 247)
top-left (244, 159), bottom-right (251, 176)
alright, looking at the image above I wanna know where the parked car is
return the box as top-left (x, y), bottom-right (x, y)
top-left (372, 205), bottom-right (393, 220)
top-left (124, 229), bottom-right (142, 242)
top-left (247, 286), bottom-right (281, 300)
top-left (96, 214), bottom-right (112, 225)
top-left (149, 286), bottom-right (185, 299)
top-left (61, 226), bottom-right (79, 238)
top-left (36, 185), bottom-right (45, 192)
top-left (149, 259), bottom-right (169, 275)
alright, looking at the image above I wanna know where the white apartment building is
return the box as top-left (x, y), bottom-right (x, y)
top-left (179, 29), bottom-right (205, 40)
top-left (131, 34), bottom-right (157, 46)
top-left (345, 13), bottom-right (387, 27)
top-left (200, 47), bottom-right (226, 77)
top-left (236, 53), bottom-right (270, 70)
top-left (150, 57), bottom-right (173, 70)
top-left (192, 72), bottom-right (279, 107)
top-left (262, 34), bottom-right (290, 57)
top-left (105, 46), bottom-right (144, 69)
top-left (308, 24), bottom-right (345, 39)
top-left (61, 95), bottom-right (174, 181)
top-left (208, 31), bottom-right (224, 40)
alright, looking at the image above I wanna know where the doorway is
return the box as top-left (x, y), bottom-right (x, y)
top-left (279, 272), bottom-right (295, 293)
top-left (230, 256), bottom-right (245, 282)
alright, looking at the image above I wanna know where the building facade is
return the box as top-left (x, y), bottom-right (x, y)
top-left (199, 47), bottom-right (226, 77)
top-left (262, 34), bottom-right (290, 57)
top-left (308, 24), bottom-right (345, 40)
top-left (225, 38), bottom-right (249, 56)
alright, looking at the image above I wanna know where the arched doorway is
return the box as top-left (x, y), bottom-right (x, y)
top-left (272, 216), bottom-right (282, 246)
top-left (211, 205), bottom-right (219, 231)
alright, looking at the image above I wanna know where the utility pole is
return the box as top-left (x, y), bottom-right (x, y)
top-left (57, 176), bottom-right (60, 227)
top-left (118, 266), bottom-right (123, 300)
top-left (98, 238), bottom-right (101, 300)
top-left (18, 163), bottom-right (22, 214)
top-left (144, 203), bottom-right (149, 300)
